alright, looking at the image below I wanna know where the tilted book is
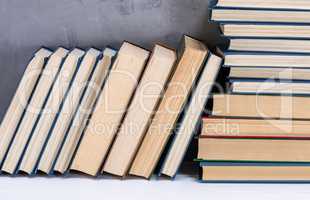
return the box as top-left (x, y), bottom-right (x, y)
top-left (37, 48), bottom-right (101, 174)
top-left (70, 42), bottom-right (149, 176)
top-left (160, 51), bottom-right (223, 178)
top-left (17, 49), bottom-right (85, 174)
top-left (0, 48), bottom-right (52, 166)
top-left (129, 36), bottom-right (208, 178)
top-left (53, 48), bottom-right (116, 174)
top-left (103, 44), bottom-right (176, 177)
top-left (1, 48), bottom-right (67, 174)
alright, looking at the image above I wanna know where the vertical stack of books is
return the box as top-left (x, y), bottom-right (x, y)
top-left (197, 0), bottom-right (310, 183)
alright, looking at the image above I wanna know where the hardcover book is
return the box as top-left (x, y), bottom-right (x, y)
top-left (212, 94), bottom-right (310, 119)
top-left (214, 0), bottom-right (310, 10)
top-left (0, 48), bottom-right (52, 165)
top-left (228, 38), bottom-right (310, 53)
top-left (70, 42), bottom-right (149, 176)
top-left (17, 48), bottom-right (85, 174)
top-left (129, 36), bottom-right (208, 178)
top-left (221, 23), bottom-right (310, 39)
top-left (198, 137), bottom-right (310, 162)
top-left (53, 48), bottom-right (116, 174)
top-left (160, 51), bottom-right (223, 178)
top-left (1, 48), bottom-right (68, 174)
top-left (224, 52), bottom-right (310, 68)
top-left (103, 44), bottom-right (176, 177)
top-left (200, 161), bottom-right (310, 183)
top-left (230, 79), bottom-right (310, 95)
top-left (37, 48), bottom-right (101, 174)
top-left (211, 8), bottom-right (310, 24)
top-left (202, 117), bottom-right (310, 139)
top-left (229, 67), bottom-right (310, 81)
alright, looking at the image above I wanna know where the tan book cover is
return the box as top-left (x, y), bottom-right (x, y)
top-left (103, 44), bottom-right (176, 177)
top-left (160, 53), bottom-right (222, 177)
top-left (37, 48), bottom-right (100, 174)
top-left (222, 24), bottom-right (310, 39)
top-left (53, 48), bottom-right (116, 174)
top-left (17, 49), bottom-right (85, 174)
top-left (1, 48), bottom-right (67, 174)
top-left (228, 38), bottom-right (310, 53)
top-left (129, 36), bottom-right (208, 178)
top-left (202, 118), bottom-right (310, 138)
top-left (212, 9), bottom-right (310, 24)
top-left (229, 67), bottom-right (310, 80)
top-left (202, 165), bottom-right (310, 182)
top-left (212, 94), bottom-right (310, 119)
top-left (198, 138), bottom-right (310, 162)
top-left (70, 42), bottom-right (149, 176)
top-left (0, 48), bottom-right (52, 165)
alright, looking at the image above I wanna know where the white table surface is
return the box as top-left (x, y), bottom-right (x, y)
top-left (1, 174), bottom-right (310, 200)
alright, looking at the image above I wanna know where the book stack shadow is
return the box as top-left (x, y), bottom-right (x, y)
top-left (197, 0), bottom-right (310, 183)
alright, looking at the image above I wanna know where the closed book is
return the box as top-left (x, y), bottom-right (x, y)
top-left (17, 49), bottom-right (85, 174)
top-left (214, 0), bottom-right (310, 10)
top-left (53, 48), bottom-right (116, 174)
top-left (129, 36), bottom-right (208, 178)
top-left (228, 38), bottom-right (310, 53)
top-left (1, 48), bottom-right (67, 174)
top-left (70, 42), bottom-right (149, 176)
top-left (200, 162), bottom-right (310, 183)
top-left (202, 117), bottom-right (310, 139)
top-left (229, 67), bottom-right (310, 81)
top-left (198, 137), bottom-right (310, 163)
top-left (221, 24), bottom-right (310, 39)
top-left (224, 52), bottom-right (310, 68)
top-left (230, 79), bottom-right (310, 95)
top-left (211, 8), bottom-right (310, 24)
top-left (37, 48), bottom-right (100, 174)
top-left (212, 94), bottom-right (310, 119)
top-left (160, 52), bottom-right (222, 178)
top-left (0, 48), bottom-right (52, 165)
top-left (103, 44), bottom-right (176, 177)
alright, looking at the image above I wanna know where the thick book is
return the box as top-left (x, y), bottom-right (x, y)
top-left (1, 48), bottom-right (68, 174)
top-left (221, 24), bottom-right (310, 39)
top-left (211, 8), bottom-right (310, 24)
top-left (53, 48), bottom-right (116, 174)
top-left (37, 48), bottom-right (101, 174)
top-left (224, 52), bottom-right (310, 68)
top-left (200, 161), bottom-right (310, 183)
top-left (70, 42), bottom-right (149, 176)
top-left (228, 38), bottom-right (310, 53)
top-left (160, 52), bottom-right (223, 178)
top-left (212, 94), bottom-right (310, 119)
top-left (17, 49), bottom-right (85, 174)
top-left (198, 137), bottom-right (310, 162)
top-left (0, 48), bottom-right (52, 165)
top-left (214, 0), bottom-right (310, 10)
top-left (103, 44), bottom-right (176, 177)
top-left (230, 79), bottom-right (310, 95)
top-left (229, 67), bottom-right (310, 81)
top-left (202, 117), bottom-right (310, 139)
top-left (129, 36), bottom-right (208, 178)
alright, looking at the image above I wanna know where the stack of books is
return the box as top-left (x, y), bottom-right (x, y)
top-left (0, 35), bottom-right (223, 178)
top-left (197, 0), bottom-right (310, 183)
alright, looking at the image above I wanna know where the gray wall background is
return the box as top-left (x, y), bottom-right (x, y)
top-left (0, 0), bottom-right (224, 121)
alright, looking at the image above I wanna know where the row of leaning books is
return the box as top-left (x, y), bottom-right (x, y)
top-left (197, 0), bottom-right (310, 183)
top-left (0, 35), bottom-right (223, 179)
